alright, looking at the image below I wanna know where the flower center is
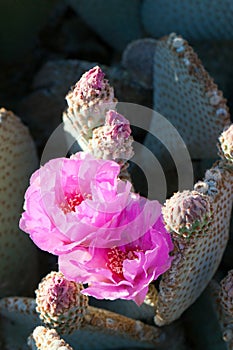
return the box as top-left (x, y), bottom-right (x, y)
top-left (60, 191), bottom-right (90, 213)
top-left (107, 247), bottom-right (138, 277)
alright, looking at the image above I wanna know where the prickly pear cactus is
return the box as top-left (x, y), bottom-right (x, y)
top-left (122, 38), bottom-right (157, 89)
top-left (1, 55), bottom-right (232, 350)
top-left (35, 271), bottom-right (89, 334)
top-left (0, 297), bottom-right (38, 350)
top-left (0, 272), bottom-right (164, 350)
top-left (217, 271), bottom-right (233, 349)
top-left (28, 326), bottom-right (74, 350)
top-left (153, 124), bottom-right (233, 326)
top-left (0, 108), bottom-right (39, 296)
top-left (146, 33), bottom-right (231, 160)
top-left (67, 0), bottom-right (143, 51)
top-left (142, 0), bottom-right (233, 41)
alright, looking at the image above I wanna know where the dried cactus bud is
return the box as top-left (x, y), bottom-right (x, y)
top-left (35, 271), bottom-right (88, 334)
top-left (88, 110), bottom-right (134, 162)
top-left (218, 124), bottom-right (233, 163)
top-left (63, 66), bottom-right (117, 143)
top-left (219, 270), bottom-right (233, 317)
top-left (28, 326), bottom-right (73, 350)
top-left (162, 190), bottom-right (212, 239)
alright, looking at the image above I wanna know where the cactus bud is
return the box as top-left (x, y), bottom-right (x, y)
top-left (162, 190), bottom-right (212, 239)
top-left (63, 66), bottom-right (117, 144)
top-left (35, 271), bottom-right (88, 334)
top-left (88, 110), bottom-right (134, 162)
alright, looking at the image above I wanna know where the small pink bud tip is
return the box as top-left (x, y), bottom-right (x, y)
top-left (105, 110), bottom-right (131, 139)
top-left (63, 66), bottom-right (117, 140)
top-left (88, 110), bottom-right (134, 161)
top-left (73, 66), bottom-right (105, 99)
top-left (84, 66), bottom-right (105, 90)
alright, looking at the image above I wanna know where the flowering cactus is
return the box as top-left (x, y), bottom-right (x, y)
top-left (1, 59), bottom-right (233, 350)
top-left (59, 216), bottom-right (173, 305)
top-left (34, 271), bottom-right (162, 345)
top-left (20, 150), bottom-right (173, 304)
top-left (0, 274), bottom-right (162, 349)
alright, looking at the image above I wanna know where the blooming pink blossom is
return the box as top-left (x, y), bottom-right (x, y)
top-left (20, 151), bottom-right (173, 304)
top-left (59, 215), bottom-right (173, 305)
top-left (20, 152), bottom-right (168, 252)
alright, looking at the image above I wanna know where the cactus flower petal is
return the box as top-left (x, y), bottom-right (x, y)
top-left (59, 215), bottom-right (173, 305)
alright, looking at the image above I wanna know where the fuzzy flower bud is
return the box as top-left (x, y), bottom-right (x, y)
top-left (63, 66), bottom-right (117, 142)
top-left (162, 190), bottom-right (212, 239)
top-left (35, 271), bottom-right (88, 334)
top-left (88, 110), bottom-right (134, 162)
top-left (28, 326), bottom-right (73, 350)
top-left (218, 124), bottom-right (233, 163)
top-left (219, 270), bottom-right (233, 317)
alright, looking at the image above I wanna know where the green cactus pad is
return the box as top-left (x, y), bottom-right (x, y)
top-left (0, 108), bottom-right (38, 297)
top-left (67, 0), bottom-right (143, 51)
top-left (142, 0), bottom-right (233, 41)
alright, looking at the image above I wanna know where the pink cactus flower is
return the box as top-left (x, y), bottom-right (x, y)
top-left (20, 151), bottom-right (173, 303)
top-left (59, 215), bottom-right (173, 305)
top-left (19, 152), bottom-right (170, 252)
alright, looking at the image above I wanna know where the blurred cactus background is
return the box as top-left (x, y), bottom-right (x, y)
top-left (0, 1), bottom-right (233, 349)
